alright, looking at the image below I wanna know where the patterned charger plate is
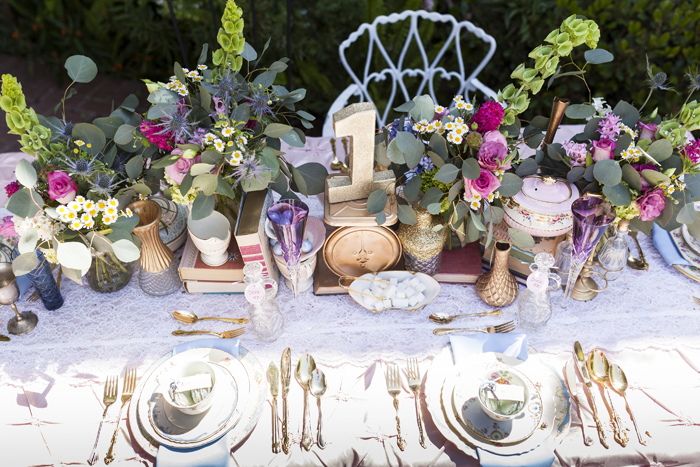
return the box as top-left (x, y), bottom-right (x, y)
top-left (451, 362), bottom-right (543, 444)
top-left (681, 201), bottom-right (700, 256)
top-left (669, 228), bottom-right (700, 283)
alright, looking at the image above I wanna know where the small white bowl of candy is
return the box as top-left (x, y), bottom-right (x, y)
top-left (342, 271), bottom-right (441, 313)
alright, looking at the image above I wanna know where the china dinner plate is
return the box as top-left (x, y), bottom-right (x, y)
top-left (148, 362), bottom-right (238, 444)
top-left (669, 228), bottom-right (700, 283)
top-left (127, 346), bottom-right (267, 456)
top-left (451, 361), bottom-right (543, 445)
top-left (425, 346), bottom-right (570, 459)
top-left (681, 202), bottom-right (700, 256)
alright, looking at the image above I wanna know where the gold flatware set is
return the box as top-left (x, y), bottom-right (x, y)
top-left (171, 310), bottom-right (247, 339)
top-left (384, 359), bottom-right (429, 451)
top-left (572, 341), bottom-right (649, 448)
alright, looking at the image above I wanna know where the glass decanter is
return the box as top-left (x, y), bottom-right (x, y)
top-left (518, 253), bottom-right (561, 331)
top-left (554, 231), bottom-right (573, 287)
top-left (244, 262), bottom-right (284, 342)
top-left (597, 219), bottom-right (630, 282)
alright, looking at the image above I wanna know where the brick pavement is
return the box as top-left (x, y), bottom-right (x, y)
top-left (0, 54), bottom-right (148, 153)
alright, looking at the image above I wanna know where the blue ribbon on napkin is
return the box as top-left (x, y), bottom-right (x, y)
top-left (449, 334), bottom-right (556, 467)
top-left (652, 223), bottom-right (689, 266)
top-left (155, 338), bottom-right (239, 467)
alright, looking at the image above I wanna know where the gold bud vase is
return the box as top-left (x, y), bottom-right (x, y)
top-left (398, 206), bottom-right (448, 275)
top-left (476, 242), bottom-right (519, 306)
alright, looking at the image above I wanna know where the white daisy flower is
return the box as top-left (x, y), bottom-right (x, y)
top-left (445, 122), bottom-right (455, 131)
top-left (434, 105), bottom-right (446, 113)
top-left (221, 127), bottom-right (235, 137)
top-left (455, 117), bottom-right (464, 124)
top-left (197, 64), bottom-right (207, 71)
top-left (426, 124), bottom-right (436, 132)
top-left (214, 139), bottom-right (225, 153)
top-left (123, 208), bottom-right (133, 218)
top-left (465, 103), bottom-right (474, 112)
top-left (82, 200), bottom-right (94, 212)
top-left (453, 95), bottom-right (464, 102)
top-left (103, 215), bottom-right (117, 225)
top-left (230, 151), bottom-right (243, 165)
top-left (83, 219), bottom-right (95, 229)
top-left (67, 201), bottom-right (82, 212)
top-left (204, 133), bottom-right (216, 145)
top-left (62, 212), bottom-right (77, 223)
top-left (80, 213), bottom-right (92, 224)
top-left (75, 140), bottom-right (85, 147)
top-left (470, 201), bottom-right (480, 210)
top-left (473, 192), bottom-right (482, 200)
top-left (236, 135), bottom-right (248, 145)
top-left (668, 185), bottom-right (675, 194)
top-left (177, 88), bottom-right (188, 97)
top-left (169, 75), bottom-right (178, 82)
top-left (138, 193), bottom-right (148, 200)
top-left (87, 209), bottom-right (98, 217)
top-left (193, 76), bottom-right (202, 82)
top-left (56, 205), bottom-right (70, 216)
top-left (107, 198), bottom-right (119, 208)
top-left (487, 193), bottom-right (495, 202)
top-left (436, 127), bottom-right (445, 135)
top-left (69, 220), bottom-right (83, 231)
top-left (182, 68), bottom-right (190, 73)
top-left (104, 207), bottom-right (118, 217)
top-left (186, 71), bottom-right (199, 79)
top-left (96, 200), bottom-right (108, 212)
top-left (74, 195), bottom-right (86, 205)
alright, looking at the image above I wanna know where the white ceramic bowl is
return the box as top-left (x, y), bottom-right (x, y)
top-left (477, 366), bottom-right (530, 421)
top-left (346, 270), bottom-right (441, 313)
top-left (162, 361), bottom-right (217, 416)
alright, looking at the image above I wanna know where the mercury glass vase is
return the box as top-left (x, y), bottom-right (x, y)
top-left (267, 199), bottom-right (308, 298)
top-left (127, 200), bottom-right (182, 296)
top-left (28, 249), bottom-right (63, 310)
top-left (398, 206), bottom-right (448, 276)
top-left (87, 251), bottom-right (134, 293)
top-left (562, 196), bottom-right (615, 306)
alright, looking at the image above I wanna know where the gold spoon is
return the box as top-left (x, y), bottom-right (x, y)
top-left (429, 309), bottom-right (503, 324)
top-left (310, 368), bottom-right (327, 449)
top-left (172, 310), bottom-right (248, 325)
top-left (587, 349), bottom-right (628, 447)
top-left (608, 363), bottom-right (648, 445)
top-left (295, 354), bottom-right (316, 451)
top-left (627, 231), bottom-right (649, 270)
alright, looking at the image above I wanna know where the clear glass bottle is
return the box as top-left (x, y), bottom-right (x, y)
top-left (598, 219), bottom-right (630, 282)
top-left (518, 253), bottom-right (561, 331)
top-left (554, 231), bottom-right (573, 287)
top-left (244, 262), bottom-right (284, 342)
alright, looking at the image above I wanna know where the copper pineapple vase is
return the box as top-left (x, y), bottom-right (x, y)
top-left (476, 242), bottom-right (519, 306)
top-left (127, 200), bottom-right (182, 296)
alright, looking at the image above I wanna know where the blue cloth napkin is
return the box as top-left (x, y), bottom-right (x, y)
top-left (17, 275), bottom-right (31, 297)
top-left (652, 223), bottom-right (689, 266)
top-left (156, 338), bottom-right (239, 467)
top-left (449, 334), bottom-right (555, 467)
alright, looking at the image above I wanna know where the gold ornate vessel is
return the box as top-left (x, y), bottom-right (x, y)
top-left (398, 206), bottom-right (448, 275)
top-left (476, 242), bottom-right (519, 306)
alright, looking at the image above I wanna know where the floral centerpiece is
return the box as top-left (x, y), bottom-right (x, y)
top-left (368, 15), bottom-right (603, 250)
top-left (1, 57), bottom-right (142, 285)
top-left (530, 58), bottom-right (700, 238)
top-left (122, 0), bottom-right (327, 223)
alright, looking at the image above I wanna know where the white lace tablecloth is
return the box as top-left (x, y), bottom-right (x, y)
top-left (3, 143), bottom-right (700, 466)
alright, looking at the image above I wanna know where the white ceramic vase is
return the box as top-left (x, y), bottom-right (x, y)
top-left (274, 254), bottom-right (316, 293)
top-left (187, 211), bottom-right (231, 267)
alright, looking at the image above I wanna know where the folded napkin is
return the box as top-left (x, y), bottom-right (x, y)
top-left (449, 334), bottom-right (556, 467)
top-left (652, 223), bottom-right (689, 266)
top-left (156, 338), bottom-right (239, 467)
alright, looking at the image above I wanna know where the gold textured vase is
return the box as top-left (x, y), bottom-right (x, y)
top-left (127, 200), bottom-right (182, 296)
top-left (476, 242), bottom-right (519, 306)
top-left (398, 206), bottom-right (448, 275)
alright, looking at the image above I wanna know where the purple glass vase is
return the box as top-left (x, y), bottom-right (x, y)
top-left (562, 196), bottom-right (616, 304)
top-left (267, 199), bottom-right (309, 297)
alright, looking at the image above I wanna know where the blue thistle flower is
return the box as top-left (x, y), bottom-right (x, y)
top-left (247, 85), bottom-right (276, 120)
top-left (686, 66), bottom-right (700, 94)
top-left (645, 56), bottom-right (673, 91)
top-left (155, 106), bottom-right (195, 145)
top-left (228, 154), bottom-right (274, 188)
top-left (64, 156), bottom-right (99, 178)
top-left (57, 121), bottom-right (75, 143)
top-left (90, 173), bottom-right (118, 197)
top-left (212, 67), bottom-right (241, 107)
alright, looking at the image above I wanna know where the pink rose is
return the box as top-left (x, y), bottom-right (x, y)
top-left (47, 171), bottom-right (77, 203)
top-left (482, 130), bottom-right (508, 148)
top-left (464, 169), bottom-right (501, 199)
top-left (637, 188), bottom-right (665, 221)
top-left (591, 138), bottom-right (616, 162)
top-left (0, 216), bottom-right (17, 239)
top-left (477, 142), bottom-right (509, 171)
top-left (632, 163), bottom-right (657, 190)
top-left (638, 122), bottom-right (658, 141)
top-left (164, 150), bottom-right (193, 185)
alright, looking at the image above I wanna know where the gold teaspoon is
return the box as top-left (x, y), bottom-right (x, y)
top-left (608, 363), bottom-right (648, 445)
top-left (587, 349), bottom-right (628, 447)
top-left (173, 310), bottom-right (248, 325)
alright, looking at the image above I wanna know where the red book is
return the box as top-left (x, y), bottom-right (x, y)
top-left (433, 241), bottom-right (483, 284)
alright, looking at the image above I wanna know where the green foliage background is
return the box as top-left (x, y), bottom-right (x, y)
top-left (2, 0), bottom-right (699, 133)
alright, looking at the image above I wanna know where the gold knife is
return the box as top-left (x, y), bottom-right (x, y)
top-left (574, 341), bottom-right (609, 449)
top-left (565, 360), bottom-right (593, 446)
top-left (0, 335), bottom-right (9, 342)
top-left (268, 362), bottom-right (281, 453)
top-left (280, 347), bottom-right (291, 454)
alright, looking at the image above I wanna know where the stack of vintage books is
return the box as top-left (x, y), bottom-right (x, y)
top-left (179, 189), bottom-right (279, 294)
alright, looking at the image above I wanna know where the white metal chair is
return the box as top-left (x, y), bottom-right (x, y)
top-left (322, 9), bottom-right (498, 136)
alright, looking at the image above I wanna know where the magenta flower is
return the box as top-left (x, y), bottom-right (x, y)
top-left (563, 141), bottom-right (588, 167)
top-left (681, 141), bottom-right (700, 164)
top-left (465, 169), bottom-right (501, 199)
top-left (140, 120), bottom-right (174, 151)
top-left (4, 180), bottom-right (20, 198)
top-left (472, 101), bottom-right (505, 134)
top-left (637, 188), bottom-right (665, 221)
top-left (638, 122), bottom-right (658, 141)
top-left (478, 140), bottom-right (509, 171)
top-left (597, 113), bottom-right (622, 140)
top-left (0, 216), bottom-right (17, 239)
top-left (632, 163), bottom-right (657, 190)
top-left (47, 171), bottom-right (77, 203)
top-left (591, 138), bottom-right (616, 162)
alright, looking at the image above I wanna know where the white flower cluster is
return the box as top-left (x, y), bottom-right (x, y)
top-left (621, 143), bottom-right (643, 162)
top-left (619, 122), bottom-right (638, 139)
top-left (13, 212), bottom-right (59, 242)
top-left (412, 118), bottom-right (445, 135)
top-left (166, 76), bottom-right (189, 97)
top-left (589, 97), bottom-right (612, 120)
top-left (55, 196), bottom-right (130, 231)
top-left (202, 128), bottom-right (247, 165)
top-left (453, 95), bottom-right (474, 112)
top-left (445, 117), bottom-right (470, 145)
top-left (463, 190), bottom-right (499, 211)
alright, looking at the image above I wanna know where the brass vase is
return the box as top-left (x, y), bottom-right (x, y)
top-left (476, 242), bottom-right (519, 306)
top-left (398, 206), bottom-right (448, 275)
top-left (127, 200), bottom-right (182, 296)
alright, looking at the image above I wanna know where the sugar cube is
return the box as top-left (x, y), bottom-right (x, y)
top-left (415, 292), bottom-right (425, 303)
top-left (416, 282), bottom-right (427, 293)
top-left (383, 299), bottom-right (393, 309)
top-left (397, 291), bottom-right (406, 299)
top-left (390, 278), bottom-right (398, 286)
top-left (397, 283), bottom-right (406, 293)
top-left (392, 298), bottom-right (409, 307)
top-left (408, 294), bottom-right (420, 306)
top-left (404, 287), bottom-right (416, 297)
top-left (385, 285), bottom-right (397, 298)
top-left (409, 277), bottom-right (422, 287)
top-left (401, 278), bottom-right (412, 288)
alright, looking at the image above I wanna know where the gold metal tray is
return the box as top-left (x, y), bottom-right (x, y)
top-left (322, 226), bottom-right (402, 278)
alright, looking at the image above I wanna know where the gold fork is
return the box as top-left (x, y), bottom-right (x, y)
top-left (432, 320), bottom-right (516, 336)
top-left (88, 375), bottom-right (118, 465)
top-left (104, 367), bottom-right (137, 465)
top-left (693, 296), bottom-right (700, 306)
top-left (171, 328), bottom-right (245, 339)
top-left (385, 365), bottom-right (407, 451)
top-left (406, 358), bottom-right (426, 449)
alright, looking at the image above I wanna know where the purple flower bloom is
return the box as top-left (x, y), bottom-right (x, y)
top-left (563, 141), bottom-right (588, 167)
top-left (637, 188), bottom-right (665, 221)
top-left (597, 113), bottom-right (622, 140)
top-left (638, 122), bottom-right (658, 141)
top-left (632, 163), bottom-right (657, 190)
top-left (591, 138), bottom-right (616, 162)
top-left (681, 141), bottom-right (700, 164)
top-left (472, 101), bottom-right (505, 134)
